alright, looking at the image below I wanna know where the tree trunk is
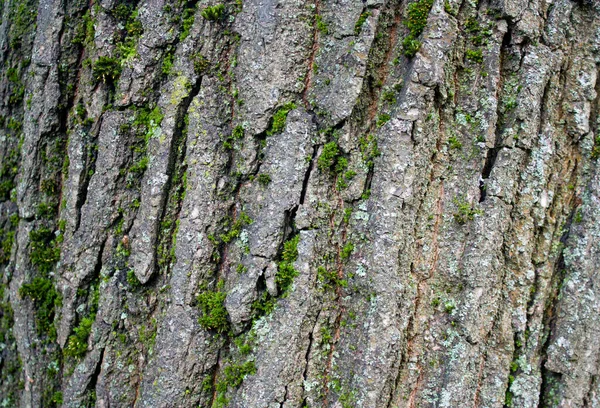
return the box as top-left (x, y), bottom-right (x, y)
top-left (1, 0), bottom-right (600, 406)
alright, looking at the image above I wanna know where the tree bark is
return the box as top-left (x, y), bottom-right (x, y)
top-left (1, 0), bottom-right (600, 407)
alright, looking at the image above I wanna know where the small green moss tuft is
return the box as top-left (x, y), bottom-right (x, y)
top-left (354, 11), bottom-right (371, 35)
top-left (232, 125), bottom-right (245, 140)
top-left (340, 242), bottom-right (354, 260)
top-left (92, 56), bottom-right (122, 83)
top-left (197, 289), bottom-right (229, 333)
top-left (192, 52), bottom-right (210, 73)
top-left (402, 37), bottom-right (422, 58)
top-left (214, 360), bottom-right (256, 407)
top-left (358, 134), bottom-right (380, 169)
top-left (318, 142), bottom-right (339, 172)
top-left (0, 229), bottom-right (15, 264)
top-left (180, 6), bottom-right (197, 40)
top-left (376, 113), bottom-right (391, 128)
top-left (276, 235), bottom-right (300, 293)
top-left (257, 173), bottom-right (271, 186)
top-left (127, 269), bottom-right (142, 289)
top-left (19, 277), bottom-right (62, 340)
top-left (405, 0), bottom-right (434, 35)
top-left (465, 48), bottom-right (483, 63)
top-left (402, 0), bottom-right (434, 57)
top-left (161, 52), bottom-right (174, 75)
top-left (267, 102), bottom-right (296, 136)
top-left (448, 135), bottom-right (462, 149)
top-left (219, 212), bottom-right (252, 243)
top-left (452, 196), bottom-right (483, 224)
top-left (51, 392), bottom-right (63, 404)
top-left (64, 315), bottom-right (94, 358)
top-left (317, 266), bottom-right (347, 289)
top-left (201, 4), bottom-right (225, 21)
top-left (29, 228), bottom-right (61, 273)
top-left (315, 14), bottom-right (328, 35)
top-left (591, 135), bottom-right (600, 159)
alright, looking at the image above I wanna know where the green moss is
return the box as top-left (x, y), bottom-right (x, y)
top-left (337, 170), bottom-right (356, 190)
top-left (117, 10), bottom-right (142, 64)
top-left (465, 49), bottom-right (483, 63)
top-left (251, 292), bottom-right (276, 316)
top-left (51, 392), bottom-right (63, 404)
top-left (161, 52), bottom-right (174, 75)
top-left (591, 135), bottom-right (600, 159)
top-left (129, 156), bottom-right (149, 175)
top-left (376, 113), bottom-right (391, 128)
top-left (197, 289), bottom-right (229, 333)
top-left (214, 360), bottom-right (256, 408)
top-left (64, 315), bottom-right (94, 359)
top-left (36, 202), bottom-right (57, 220)
top-left (343, 208), bottom-right (352, 224)
top-left (315, 14), bottom-right (328, 35)
top-left (317, 266), bottom-right (347, 289)
top-left (7, 0), bottom-right (37, 49)
top-left (232, 125), bottom-right (245, 140)
top-left (405, 0), bottom-right (434, 35)
top-left (29, 228), bottom-right (61, 273)
top-left (223, 125), bottom-right (245, 149)
top-left (402, 0), bottom-right (434, 57)
top-left (134, 106), bottom-right (164, 143)
top-left (354, 11), bottom-right (371, 35)
top-left (19, 277), bottom-right (62, 340)
top-left (318, 142), bottom-right (339, 172)
top-left (452, 196), bottom-right (483, 224)
top-left (192, 52), bottom-right (210, 73)
top-left (201, 4), bottom-right (225, 21)
top-left (335, 157), bottom-right (348, 174)
top-left (257, 173), bottom-right (271, 186)
top-left (358, 134), bottom-right (380, 169)
top-left (448, 135), bottom-right (462, 149)
top-left (0, 229), bottom-right (15, 264)
top-left (92, 56), bottom-right (122, 83)
top-left (112, 3), bottom-right (134, 21)
top-left (127, 269), bottom-right (142, 289)
top-left (222, 360), bottom-right (256, 387)
top-left (465, 17), bottom-right (481, 33)
top-left (267, 102), bottom-right (296, 136)
top-left (444, 0), bottom-right (457, 16)
top-left (0, 149), bottom-right (19, 201)
top-left (8, 83), bottom-right (24, 106)
top-left (382, 90), bottom-right (397, 104)
top-left (219, 212), bottom-right (252, 243)
top-left (180, 6), bottom-right (197, 40)
top-left (275, 235), bottom-right (299, 294)
top-left (340, 242), bottom-right (354, 260)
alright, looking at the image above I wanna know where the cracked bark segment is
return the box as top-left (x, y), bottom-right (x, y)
top-left (58, 111), bottom-right (129, 345)
top-left (137, 78), bottom-right (229, 406)
top-left (307, 0), bottom-right (375, 124)
top-left (127, 15), bottom-right (228, 285)
top-left (225, 109), bottom-right (315, 329)
top-left (544, 164), bottom-right (600, 406)
top-left (234, 0), bottom-right (312, 134)
top-left (115, 0), bottom-right (173, 106)
top-left (9, 221), bottom-right (47, 408)
top-left (231, 230), bottom-right (319, 408)
top-left (16, 0), bottom-right (64, 218)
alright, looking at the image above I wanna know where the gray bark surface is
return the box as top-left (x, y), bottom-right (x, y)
top-left (1, 0), bottom-right (600, 407)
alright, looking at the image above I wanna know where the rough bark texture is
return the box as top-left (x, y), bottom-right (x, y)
top-left (1, 0), bottom-right (600, 407)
